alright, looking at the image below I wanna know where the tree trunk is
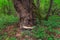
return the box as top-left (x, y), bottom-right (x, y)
top-left (13, 0), bottom-right (34, 29)
top-left (45, 0), bottom-right (53, 21)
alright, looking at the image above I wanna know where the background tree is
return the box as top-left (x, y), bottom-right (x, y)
top-left (45, 0), bottom-right (53, 20)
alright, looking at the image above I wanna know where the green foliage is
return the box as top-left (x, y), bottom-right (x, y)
top-left (0, 0), bottom-right (19, 29)
top-left (0, 0), bottom-right (15, 14)
top-left (32, 25), bottom-right (60, 40)
top-left (49, 15), bottom-right (60, 21)
top-left (0, 0), bottom-right (18, 40)
top-left (0, 14), bottom-right (19, 29)
top-left (43, 15), bottom-right (60, 28)
top-left (9, 37), bottom-right (17, 40)
top-left (47, 36), bottom-right (54, 40)
top-left (0, 35), bottom-right (16, 40)
top-left (32, 15), bottom-right (60, 39)
top-left (32, 26), bottom-right (47, 39)
top-left (43, 21), bottom-right (60, 27)
top-left (33, 0), bottom-right (60, 20)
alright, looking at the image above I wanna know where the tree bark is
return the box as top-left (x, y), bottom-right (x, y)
top-left (13, 0), bottom-right (34, 29)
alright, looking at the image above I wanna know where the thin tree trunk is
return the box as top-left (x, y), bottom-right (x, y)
top-left (45, 0), bottom-right (53, 21)
top-left (37, 0), bottom-right (40, 8)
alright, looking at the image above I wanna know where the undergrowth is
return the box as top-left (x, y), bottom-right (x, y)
top-left (32, 15), bottom-right (60, 40)
top-left (0, 14), bottom-right (19, 29)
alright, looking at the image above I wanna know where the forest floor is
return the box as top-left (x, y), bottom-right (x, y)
top-left (0, 25), bottom-right (37, 40)
top-left (1, 25), bottom-right (60, 40)
top-left (1, 24), bottom-right (60, 40)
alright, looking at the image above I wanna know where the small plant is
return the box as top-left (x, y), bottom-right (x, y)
top-left (32, 26), bottom-right (47, 39)
top-left (9, 37), bottom-right (17, 40)
top-left (47, 36), bottom-right (54, 40)
top-left (6, 37), bottom-right (17, 40)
